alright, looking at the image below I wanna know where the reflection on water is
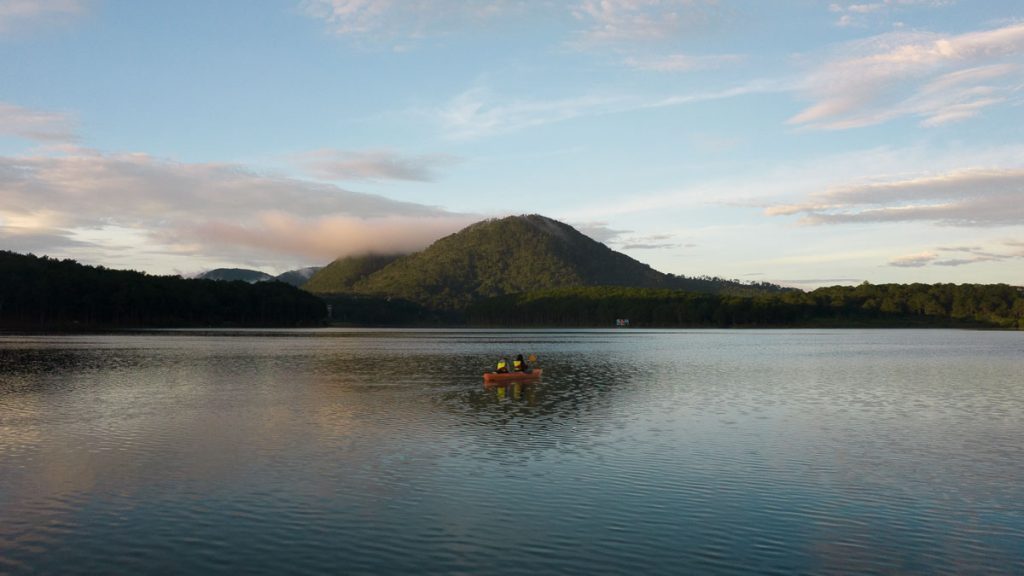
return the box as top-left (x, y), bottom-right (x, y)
top-left (1, 329), bottom-right (1023, 574)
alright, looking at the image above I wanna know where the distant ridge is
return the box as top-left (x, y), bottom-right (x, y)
top-left (198, 268), bottom-right (273, 283)
top-left (198, 266), bottom-right (323, 287)
top-left (304, 214), bottom-right (780, 310)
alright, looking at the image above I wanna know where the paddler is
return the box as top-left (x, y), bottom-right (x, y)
top-left (513, 354), bottom-right (529, 372)
top-left (495, 357), bottom-right (510, 373)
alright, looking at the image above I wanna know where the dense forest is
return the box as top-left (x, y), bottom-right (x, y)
top-left (3, 249), bottom-right (1021, 330)
top-left (466, 283), bottom-right (1024, 329)
top-left (0, 251), bottom-right (326, 329)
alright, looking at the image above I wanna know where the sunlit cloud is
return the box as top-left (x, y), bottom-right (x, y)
top-left (888, 251), bottom-right (937, 267)
top-left (0, 148), bottom-right (476, 269)
top-left (294, 149), bottom-right (461, 182)
top-left (0, 102), bottom-right (77, 142)
top-left (789, 22), bottom-right (1024, 130)
top-left (888, 244), bottom-right (1020, 268)
top-left (767, 168), bottom-right (1024, 226)
top-left (0, 0), bottom-right (86, 35)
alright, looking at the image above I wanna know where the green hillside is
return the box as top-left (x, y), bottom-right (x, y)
top-left (306, 215), bottom-right (779, 311)
top-left (303, 254), bottom-right (401, 294)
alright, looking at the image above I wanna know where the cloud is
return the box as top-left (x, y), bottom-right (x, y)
top-left (436, 79), bottom-right (781, 140)
top-left (888, 244), bottom-right (1020, 268)
top-left (766, 168), bottom-right (1024, 227)
top-left (0, 102), bottom-right (76, 142)
top-left (624, 53), bottom-right (743, 72)
top-left (570, 0), bottom-right (719, 46)
top-left (619, 233), bottom-right (679, 250)
top-left (298, 0), bottom-right (525, 42)
top-left (570, 221), bottom-right (631, 244)
top-left (789, 23), bottom-right (1024, 130)
top-left (294, 149), bottom-right (461, 182)
top-left (828, 0), bottom-right (952, 28)
top-left (437, 86), bottom-right (630, 140)
top-left (172, 213), bottom-right (474, 261)
top-left (0, 0), bottom-right (85, 35)
top-left (888, 251), bottom-right (937, 267)
top-left (0, 148), bottom-right (476, 268)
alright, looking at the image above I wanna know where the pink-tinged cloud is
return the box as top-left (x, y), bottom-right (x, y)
top-left (178, 213), bottom-right (477, 260)
top-left (789, 23), bottom-right (1024, 130)
top-left (888, 251), bottom-right (937, 267)
top-left (295, 149), bottom-right (461, 182)
top-left (0, 0), bottom-right (85, 35)
top-left (624, 53), bottom-right (743, 72)
top-left (0, 148), bottom-right (476, 268)
top-left (0, 102), bottom-right (77, 142)
top-left (299, 0), bottom-right (525, 41)
top-left (571, 0), bottom-right (719, 46)
top-left (766, 168), bottom-right (1024, 227)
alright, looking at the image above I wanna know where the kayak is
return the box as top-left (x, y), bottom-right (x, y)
top-left (482, 368), bottom-right (542, 383)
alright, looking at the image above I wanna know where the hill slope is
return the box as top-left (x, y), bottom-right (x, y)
top-left (303, 254), bottom-right (401, 294)
top-left (306, 214), bottom-right (775, 310)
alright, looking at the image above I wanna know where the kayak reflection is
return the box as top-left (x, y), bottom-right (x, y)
top-left (484, 380), bottom-right (539, 404)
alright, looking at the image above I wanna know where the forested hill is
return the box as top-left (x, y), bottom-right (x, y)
top-left (303, 253), bottom-right (401, 294)
top-left (304, 214), bottom-right (781, 310)
top-left (0, 251), bottom-right (326, 329)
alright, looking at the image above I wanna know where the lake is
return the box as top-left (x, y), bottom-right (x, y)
top-left (1, 329), bottom-right (1022, 574)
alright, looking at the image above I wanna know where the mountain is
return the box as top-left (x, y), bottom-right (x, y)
top-left (198, 268), bottom-right (273, 283)
top-left (304, 214), bottom-right (778, 310)
top-left (274, 266), bottom-right (323, 287)
top-left (197, 266), bottom-right (323, 286)
top-left (302, 254), bottom-right (400, 293)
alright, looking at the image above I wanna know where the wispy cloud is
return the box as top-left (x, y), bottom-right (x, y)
top-left (436, 79), bottom-right (781, 140)
top-left (298, 0), bottom-right (525, 43)
top-left (0, 0), bottom-right (85, 35)
top-left (0, 148), bottom-right (476, 267)
top-left (828, 0), bottom-right (953, 28)
top-left (789, 22), bottom-right (1024, 130)
top-left (570, 0), bottom-right (719, 46)
top-left (437, 87), bottom-right (629, 140)
top-left (624, 53), bottom-right (743, 72)
top-left (888, 244), bottom-right (1020, 268)
top-left (0, 102), bottom-right (76, 142)
top-left (294, 149), bottom-right (461, 182)
top-left (766, 168), bottom-right (1024, 227)
top-left (888, 251), bottom-right (938, 267)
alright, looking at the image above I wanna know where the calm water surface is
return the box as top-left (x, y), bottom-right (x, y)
top-left (1, 329), bottom-right (1022, 574)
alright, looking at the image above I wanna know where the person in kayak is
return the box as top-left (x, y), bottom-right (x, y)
top-left (495, 357), bottom-right (510, 373)
top-left (513, 354), bottom-right (529, 372)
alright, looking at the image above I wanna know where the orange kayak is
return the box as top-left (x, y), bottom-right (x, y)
top-left (482, 369), bottom-right (542, 383)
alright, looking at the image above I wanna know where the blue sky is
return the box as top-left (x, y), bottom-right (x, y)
top-left (1, 0), bottom-right (1022, 287)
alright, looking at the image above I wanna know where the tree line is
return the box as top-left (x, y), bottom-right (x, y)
top-left (0, 251), bottom-right (326, 329)
top-left (465, 283), bottom-right (1024, 329)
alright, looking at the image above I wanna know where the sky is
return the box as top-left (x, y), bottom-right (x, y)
top-left (1, 0), bottom-right (1022, 287)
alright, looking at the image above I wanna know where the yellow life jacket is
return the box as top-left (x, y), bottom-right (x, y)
top-left (513, 359), bottom-right (523, 371)
top-left (496, 360), bottom-right (508, 371)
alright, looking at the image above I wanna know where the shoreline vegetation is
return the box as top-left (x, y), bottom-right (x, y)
top-left (2, 251), bottom-right (1022, 331)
